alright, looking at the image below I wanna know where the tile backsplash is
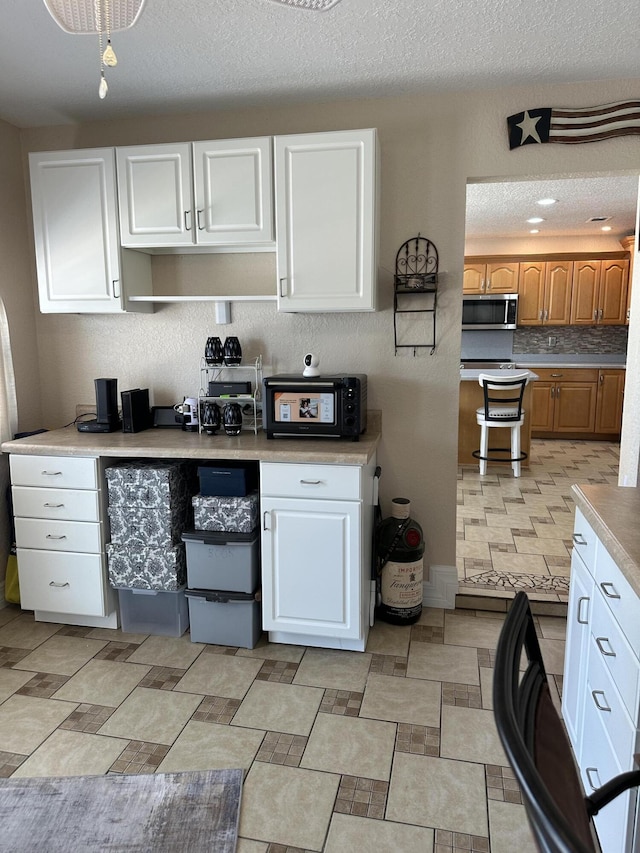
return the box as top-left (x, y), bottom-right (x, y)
top-left (513, 325), bottom-right (628, 356)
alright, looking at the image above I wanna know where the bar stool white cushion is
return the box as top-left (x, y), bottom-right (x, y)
top-left (474, 372), bottom-right (530, 477)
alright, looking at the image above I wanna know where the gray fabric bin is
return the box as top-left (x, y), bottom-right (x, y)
top-left (182, 529), bottom-right (259, 593)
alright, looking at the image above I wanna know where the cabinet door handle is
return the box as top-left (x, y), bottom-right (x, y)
top-left (49, 581), bottom-right (70, 588)
top-left (43, 502), bottom-right (64, 508)
top-left (486, 279), bottom-right (491, 291)
top-left (45, 534), bottom-right (67, 540)
top-left (600, 582), bottom-right (621, 600)
top-left (576, 596), bottom-right (589, 624)
top-left (112, 279), bottom-right (120, 299)
top-left (572, 533), bottom-right (587, 546)
top-left (300, 479), bottom-right (323, 486)
top-left (41, 470), bottom-right (62, 476)
top-left (595, 636), bottom-right (616, 657)
top-left (184, 210), bottom-right (192, 231)
top-left (196, 209), bottom-right (204, 230)
top-left (263, 510), bottom-right (269, 531)
top-left (591, 690), bottom-right (611, 712)
top-left (594, 310), bottom-right (598, 322)
top-left (551, 386), bottom-right (555, 399)
top-left (585, 767), bottom-right (600, 791)
top-left (599, 308), bottom-right (603, 321)
top-left (538, 309), bottom-right (543, 320)
top-left (279, 277), bottom-right (287, 298)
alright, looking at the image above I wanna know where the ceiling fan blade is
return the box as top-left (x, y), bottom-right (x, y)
top-left (266, 0), bottom-right (343, 10)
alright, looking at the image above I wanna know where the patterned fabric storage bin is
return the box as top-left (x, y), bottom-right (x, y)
top-left (108, 506), bottom-right (188, 548)
top-left (192, 492), bottom-right (259, 533)
top-left (106, 542), bottom-right (186, 591)
top-left (106, 460), bottom-right (192, 513)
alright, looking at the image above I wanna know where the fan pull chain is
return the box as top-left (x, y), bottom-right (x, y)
top-left (95, 0), bottom-right (108, 98)
top-left (102, 0), bottom-right (118, 66)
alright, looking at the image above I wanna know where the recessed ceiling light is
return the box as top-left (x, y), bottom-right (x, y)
top-left (530, 229), bottom-right (540, 234)
top-left (537, 198), bottom-right (557, 206)
top-left (527, 217), bottom-right (544, 224)
top-left (601, 225), bottom-right (612, 232)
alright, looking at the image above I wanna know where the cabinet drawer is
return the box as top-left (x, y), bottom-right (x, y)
top-left (16, 549), bottom-right (108, 616)
top-left (533, 368), bottom-right (599, 383)
top-left (585, 635), bottom-right (637, 766)
top-left (260, 462), bottom-right (362, 500)
top-left (10, 455), bottom-right (99, 490)
top-left (15, 518), bottom-right (104, 554)
top-left (580, 688), bottom-right (636, 853)
top-left (12, 486), bottom-right (102, 522)
top-left (595, 541), bottom-right (640, 654)
top-left (572, 508), bottom-right (598, 576)
top-left (591, 592), bottom-right (640, 723)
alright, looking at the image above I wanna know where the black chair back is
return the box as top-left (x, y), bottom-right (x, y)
top-left (478, 372), bottom-right (528, 422)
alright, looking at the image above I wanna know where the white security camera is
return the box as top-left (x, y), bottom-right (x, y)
top-left (303, 353), bottom-right (320, 377)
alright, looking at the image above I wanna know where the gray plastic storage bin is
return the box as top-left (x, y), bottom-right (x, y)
top-left (117, 587), bottom-right (189, 637)
top-left (185, 589), bottom-right (262, 648)
top-left (182, 530), bottom-right (259, 593)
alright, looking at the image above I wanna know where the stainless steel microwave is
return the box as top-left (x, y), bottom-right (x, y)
top-left (462, 293), bottom-right (518, 330)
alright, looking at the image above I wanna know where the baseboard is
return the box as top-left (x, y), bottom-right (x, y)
top-left (423, 564), bottom-right (457, 610)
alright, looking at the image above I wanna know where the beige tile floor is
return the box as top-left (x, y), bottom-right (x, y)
top-left (457, 437), bottom-right (620, 609)
top-left (0, 599), bottom-right (567, 853)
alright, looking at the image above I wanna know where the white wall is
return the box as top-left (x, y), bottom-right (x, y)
top-left (16, 78), bottom-right (640, 578)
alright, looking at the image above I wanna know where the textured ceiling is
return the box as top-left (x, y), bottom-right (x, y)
top-left (0, 0), bottom-right (638, 129)
top-left (466, 176), bottom-right (638, 241)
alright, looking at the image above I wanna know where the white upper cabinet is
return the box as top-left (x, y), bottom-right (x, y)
top-left (116, 137), bottom-right (274, 250)
top-left (29, 149), bottom-right (152, 314)
top-left (274, 128), bottom-right (378, 312)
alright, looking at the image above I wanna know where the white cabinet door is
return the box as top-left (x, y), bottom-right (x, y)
top-left (193, 137), bottom-right (273, 245)
top-left (261, 495), bottom-right (361, 639)
top-left (562, 547), bottom-right (594, 750)
top-left (29, 148), bottom-right (151, 313)
top-left (117, 138), bottom-right (274, 248)
top-left (274, 128), bottom-right (378, 312)
top-left (116, 143), bottom-right (194, 247)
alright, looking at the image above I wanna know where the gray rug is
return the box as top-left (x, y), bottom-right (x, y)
top-left (0, 768), bottom-right (242, 852)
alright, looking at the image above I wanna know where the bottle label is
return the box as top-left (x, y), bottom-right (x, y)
top-left (381, 558), bottom-right (423, 610)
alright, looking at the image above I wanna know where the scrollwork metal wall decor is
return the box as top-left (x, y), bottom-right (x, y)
top-left (393, 234), bottom-right (439, 355)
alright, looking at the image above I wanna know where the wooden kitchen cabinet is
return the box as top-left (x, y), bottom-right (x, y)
top-left (29, 149), bottom-right (152, 314)
top-left (274, 128), bottom-right (378, 312)
top-left (594, 369), bottom-right (625, 434)
top-left (517, 260), bottom-right (572, 325)
top-left (620, 235), bottom-right (635, 324)
top-left (116, 137), bottom-right (274, 249)
top-left (571, 259), bottom-right (629, 325)
top-left (530, 368), bottom-right (597, 435)
top-left (259, 460), bottom-right (376, 651)
top-left (531, 367), bottom-right (624, 438)
top-left (463, 260), bottom-right (519, 294)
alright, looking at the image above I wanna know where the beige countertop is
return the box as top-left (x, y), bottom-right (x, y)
top-left (572, 483), bottom-right (640, 598)
top-left (1, 413), bottom-right (381, 466)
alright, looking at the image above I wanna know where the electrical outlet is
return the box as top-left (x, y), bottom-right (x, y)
top-left (548, 336), bottom-right (557, 347)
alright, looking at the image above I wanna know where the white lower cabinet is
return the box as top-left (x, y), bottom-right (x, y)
top-left (260, 459), bottom-right (376, 651)
top-left (9, 454), bottom-right (117, 627)
top-left (564, 507), bottom-right (639, 853)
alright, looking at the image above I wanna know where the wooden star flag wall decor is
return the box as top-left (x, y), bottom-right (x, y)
top-left (507, 100), bottom-right (640, 149)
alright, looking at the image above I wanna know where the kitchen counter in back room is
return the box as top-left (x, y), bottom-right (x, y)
top-left (458, 369), bottom-right (538, 467)
top-left (1, 414), bottom-right (381, 464)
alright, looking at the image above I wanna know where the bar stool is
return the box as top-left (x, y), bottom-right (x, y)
top-left (472, 372), bottom-right (530, 477)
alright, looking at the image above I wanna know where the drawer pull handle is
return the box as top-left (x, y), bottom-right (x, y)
top-left (572, 533), bottom-right (587, 546)
top-left (576, 596), bottom-right (589, 625)
top-left (591, 690), bottom-right (611, 712)
top-left (596, 637), bottom-right (616, 657)
top-left (585, 767), bottom-right (600, 791)
top-left (49, 581), bottom-right (70, 588)
top-left (41, 470), bottom-right (62, 476)
top-left (600, 582), bottom-right (621, 600)
top-left (300, 479), bottom-right (323, 486)
top-left (43, 503), bottom-right (64, 508)
top-left (45, 534), bottom-right (67, 540)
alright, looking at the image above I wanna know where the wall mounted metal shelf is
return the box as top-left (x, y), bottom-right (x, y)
top-left (393, 235), bottom-right (439, 355)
